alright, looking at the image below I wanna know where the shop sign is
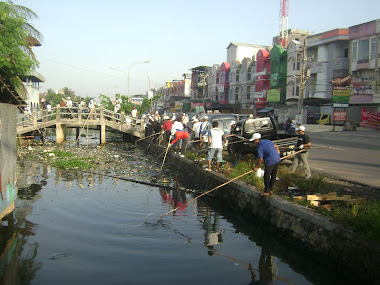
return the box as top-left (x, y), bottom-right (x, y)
top-left (333, 95), bottom-right (350, 103)
top-left (332, 103), bottom-right (349, 108)
top-left (266, 89), bottom-right (281, 102)
top-left (333, 111), bottom-right (347, 121)
top-left (333, 88), bottom-right (350, 96)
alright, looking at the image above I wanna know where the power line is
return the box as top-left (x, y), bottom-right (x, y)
top-left (38, 56), bottom-right (158, 84)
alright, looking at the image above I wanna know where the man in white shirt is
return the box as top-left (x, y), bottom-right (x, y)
top-left (192, 118), bottom-right (202, 151)
top-left (199, 116), bottom-right (211, 149)
top-left (206, 121), bottom-right (227, 171)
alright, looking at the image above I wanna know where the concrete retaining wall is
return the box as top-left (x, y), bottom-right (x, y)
top-left (0, 103), bottom-right (18, 219)
top-left (145, 142), bottom-right (380, 282)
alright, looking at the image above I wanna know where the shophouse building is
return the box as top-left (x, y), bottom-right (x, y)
top-left (306, 29), bottom-right (350, 104)
top-left (349, 19), bottom-right (380, 114)
top-left (254, 49), bottom-right (271, 111)
top-left (269, 44), bottom-right (287, 106)
top-left (152, 73), bottom-right (192, 114)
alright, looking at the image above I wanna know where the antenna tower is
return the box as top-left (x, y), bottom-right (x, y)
top-left (278, 0), bottom-right (289, 47)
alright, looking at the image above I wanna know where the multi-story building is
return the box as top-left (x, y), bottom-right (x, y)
top-left (286, 40), bottom-right (305, 106)
top-left (306, 28), bottom-right (350, 104)
top-left (20, 37), bottom-right (45, 113)
top-left (272, 29), bottom-right (309, 48)
top-left (226, 42), bottom-right (268, 64)
top-left (228, 57), bottom-right (256, 113)
top-left (254, 49), bottom-right (271, 111)
top-left (152, 73), bottom-right (192, 114)
top-left (269, 44), bottom-right (287, 105)
top-left (349, 19), bottom-right (380, 112)
top-left (210, 62), bottom-right (231, 104)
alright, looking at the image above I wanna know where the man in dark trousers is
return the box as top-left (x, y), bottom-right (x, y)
top-left (251, 133), bottom-right (281, 196)
top-left (289, 125), bottom-right (311, 179)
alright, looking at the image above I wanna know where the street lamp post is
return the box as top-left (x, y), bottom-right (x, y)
top-left (110, 60), bottom-right (150, 96)
top-left (110, 67), bottom-right (128, 94)
top-left (128, 60), bottom-right (150, 97)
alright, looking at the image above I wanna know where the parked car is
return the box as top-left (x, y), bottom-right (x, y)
top-left (228, 116), bottom-right (298, 157)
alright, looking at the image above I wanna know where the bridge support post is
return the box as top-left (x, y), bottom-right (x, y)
top-left (100, 124), bottom-right (106, 144)
top-left (56, 123), bottom-right (66, 144)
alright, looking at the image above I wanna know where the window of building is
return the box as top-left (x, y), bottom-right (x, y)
top-left (235, 88), bottom-right (239, 101)
top-left (297, 61), bottom-right (301, 70)
top-left (293, 62), bottom-right (296, 70)
top-left (216, 72), bottom-right (220, 84)
top-left (352, 41), bottom-right (357, 61)
top-left (230, 72), bottom-right (235, 82)
top-left (292, 86), bottom-right (295, 96)
top-left (225, 89), bottom-right (229, 101)
top-left (296, 85), bottom-right (300, 97)
top-left (344, 48), bottom-right (348, 58)
top-left (247, 68), bottom-right (251, 80)
top-left (370, 37), bottom-right (376, 60)
top-left (358, 39), bottom-right (369, 63)
top-left (236, 69), bottom-right (240, 82)
top-left (247, 87), bottom-right (251, 101)
top-left (215, 88), bottom-right (219, 101)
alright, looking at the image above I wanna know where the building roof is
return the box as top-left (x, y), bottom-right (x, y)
top-left (226, 42), bottom-right (269, 49)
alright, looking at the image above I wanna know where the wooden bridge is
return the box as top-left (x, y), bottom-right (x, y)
top-left (17, 105), bottom-right (145, 144)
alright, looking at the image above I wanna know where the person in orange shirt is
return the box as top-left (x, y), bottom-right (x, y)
top-left (168, 130), bottom-right (190, 157)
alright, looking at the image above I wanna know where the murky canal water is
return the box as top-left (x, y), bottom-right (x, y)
top-left (2, 141), bottom-right (354, 284)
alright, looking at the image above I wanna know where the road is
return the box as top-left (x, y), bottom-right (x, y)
top-left (298, 130), bottom-right (380, 189)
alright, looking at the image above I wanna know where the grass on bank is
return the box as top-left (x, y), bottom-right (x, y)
top-left (185, 149), bottom-right (380, 243)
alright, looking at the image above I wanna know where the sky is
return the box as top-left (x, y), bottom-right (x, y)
top-left (13, 0), bottom-right (380, 99)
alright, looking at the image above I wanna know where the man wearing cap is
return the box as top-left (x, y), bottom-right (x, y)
top-left (192, 118), bottom-right (202, 151)
top-left (206, 121), bottom-right (228, 171)
top-left (251, 133), bottom-right (281, 196)
top-left (289, 125), bottom-right (311, 179)
top-left (199, 116), bottom-right (211, 149)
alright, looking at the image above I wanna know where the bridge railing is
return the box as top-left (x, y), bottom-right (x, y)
top-left (17, 104), bottom-right (144, 131)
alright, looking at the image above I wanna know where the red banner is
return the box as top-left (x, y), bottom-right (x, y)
top-left (360, 108), bottom-right (380, 129)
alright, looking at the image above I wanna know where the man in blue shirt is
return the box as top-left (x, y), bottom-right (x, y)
top-left (251, 133), bottom-right (281, 196)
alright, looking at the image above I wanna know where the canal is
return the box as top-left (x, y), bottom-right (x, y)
top-left (1, 140), bottom-right (354, 284)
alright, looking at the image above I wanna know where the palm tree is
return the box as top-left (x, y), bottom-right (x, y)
top-left (0, 0), bottom-right (42, 99)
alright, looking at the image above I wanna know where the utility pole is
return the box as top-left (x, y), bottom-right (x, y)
top-left (295, 40), bottom-right (309, 124)
top-left (198, 72), bottom-right (209, 114)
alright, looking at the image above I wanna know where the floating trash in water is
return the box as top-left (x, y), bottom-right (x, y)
top-left (49, 253), bottom-right (72, 260)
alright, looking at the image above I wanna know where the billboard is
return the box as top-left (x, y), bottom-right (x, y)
top-left (360, 108), bottom-right (380, 129)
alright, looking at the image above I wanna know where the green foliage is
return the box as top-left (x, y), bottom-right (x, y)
top-left (45, 89), bottom-right (62, 106)
top-left (138, 97), bottom-right (151, 114)
top-left (227, 161), bottom-right (264, 190)
top-left (51, 158), bottom-right (92, 170)
top-left (0, 1), bottom-right (41, 83)
top-left (327, 200), bottom-right (380, 242)
top-left (98, 94), bottom-right (113, 110)
top-left (49, 150), bottom-right (75, 158)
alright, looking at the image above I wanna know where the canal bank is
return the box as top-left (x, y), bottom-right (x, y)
top-left (144, 142), bottom-right (380, 283)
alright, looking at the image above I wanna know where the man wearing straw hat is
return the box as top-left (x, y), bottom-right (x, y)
top-left (251, 133), bottom-right (281, 196)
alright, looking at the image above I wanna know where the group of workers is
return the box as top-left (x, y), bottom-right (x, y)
top-left (141, 112), bottom-right (312, 196)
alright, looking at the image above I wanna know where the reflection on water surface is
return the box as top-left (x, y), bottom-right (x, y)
top-left (0, 143), bottom-right (356, 284)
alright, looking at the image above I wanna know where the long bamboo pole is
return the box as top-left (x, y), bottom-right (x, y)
top-left (161, 170), bottom-right (254, 218)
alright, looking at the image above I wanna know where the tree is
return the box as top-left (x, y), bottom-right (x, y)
top-left (0, 1), bottom-right (42, 91)
top-left (45, 88), bottom-right (62, 106)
